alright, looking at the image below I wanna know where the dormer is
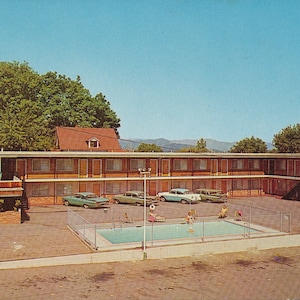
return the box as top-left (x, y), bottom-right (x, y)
top-left (87, 137), bottom-right (100, 149)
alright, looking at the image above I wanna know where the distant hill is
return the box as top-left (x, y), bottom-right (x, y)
top-left (119, 138), bottom-right (235, 152)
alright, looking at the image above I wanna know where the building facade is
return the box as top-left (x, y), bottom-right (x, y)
top-left (1, 151), bottom-right (300, 206)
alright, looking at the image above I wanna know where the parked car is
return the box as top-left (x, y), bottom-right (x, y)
top-left (195, 189), bottom-right (227, 203)
top-left (62, 192), bottom-right (109, 208)
top-left (157, 188), bottom-right (201, 204)
top-left (113, 191), bottom-right (158, 206)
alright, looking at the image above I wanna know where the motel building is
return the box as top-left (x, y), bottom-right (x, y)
top-left (0, 127), bottom-right (300, 212)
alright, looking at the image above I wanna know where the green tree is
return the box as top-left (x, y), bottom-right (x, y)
top-left (273, 124), bottom-right (300, 153)
top-left (0, 62), bottom-right (121, 150)
top-left (135, 143), bottom-right (163, 152)
top-left (229, 136), bottom-right (267, 153)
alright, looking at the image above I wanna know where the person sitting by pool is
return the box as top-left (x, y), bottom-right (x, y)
top-left (149, 205), bottom-right (165, 222)
top-left (218, 204), bottom-right (228, 218)
top-left (186, 211), bottom-right (194, 224)
top-left (234, 210), bottom-right (243, 221)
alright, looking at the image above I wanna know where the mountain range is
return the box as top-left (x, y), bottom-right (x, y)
top-left (120, 138), bottom-right (234, 152)
top-left (120, 138), bottom-right (273, 152)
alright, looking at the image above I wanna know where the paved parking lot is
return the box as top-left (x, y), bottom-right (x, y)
top-left (1, 195), bottom-right (300, 262)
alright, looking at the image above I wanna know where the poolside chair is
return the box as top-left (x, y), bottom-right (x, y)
top-left (124, 212), bottom-right (133, 223)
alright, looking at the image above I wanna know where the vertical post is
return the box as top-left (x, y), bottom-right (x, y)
top-left (139, 168), bottom-right (151, 259)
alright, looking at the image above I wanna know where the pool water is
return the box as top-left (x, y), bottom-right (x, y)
top-left (97, 221), bottom-right (258, 244)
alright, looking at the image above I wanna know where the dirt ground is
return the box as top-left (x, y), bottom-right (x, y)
top-left (1, 196), bottom-right (300, 300)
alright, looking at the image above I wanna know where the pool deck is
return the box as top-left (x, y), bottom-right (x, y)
top-left (1, 196), bottom-right (300, 269)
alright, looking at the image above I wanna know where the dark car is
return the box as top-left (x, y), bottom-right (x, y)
top-left (62, 192), bottom-right (109, 208)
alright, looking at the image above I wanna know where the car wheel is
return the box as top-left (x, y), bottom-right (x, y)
top-left (136, 202), bottom-right (142, 206)
top-left (83, 204), bottom-right (89, 209)
top-left (114, 199), bottom-right (120, 204)
top-left (160, 196), bottom-right (166, 202)
top-left (181, 199), bottom-right (187, 204)
top-left (64, 200), bottom-right (70, 206)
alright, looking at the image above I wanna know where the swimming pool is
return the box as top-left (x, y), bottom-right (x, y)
top-left (97, 221), bottom-right (259, 244)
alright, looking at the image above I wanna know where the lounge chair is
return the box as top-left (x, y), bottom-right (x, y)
top-left (124, 212), bottom-right (133, 223)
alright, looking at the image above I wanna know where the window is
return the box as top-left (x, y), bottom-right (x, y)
top-left (249, 179), bottom-right (260, 189)
top-left (106, 159), bottom-right (122, 171)
top-left (105, 182), bottom-right (121, 194)
top-left (233, 179), bottom-right (244, 190)
top-left (88, 138), bottom-right (99, 148)
top-left (252, 159), bottom-right (260, 170)
top-left (174, 159), bottom-right (188, 171)
top-left (278, 160), bottom-right (286, 170)
top-left (130, 159), bottom-right (145, 171)
top-left (193, 159), bottom-right (207, 170)
top-left (56, 183), bottom-right (73, 195)
top-left (56, 159), bottom-right (74, 171)
top-left (172, 181), bottom-right (187, 188)
top-left (32, 159), bottom-right (50, 172)
top-left (32, 184), bottom-right (49, 196)
top-left (129, 181), bottom-right (143, 191)
top-left (232, 159), bottom-right (244, 170)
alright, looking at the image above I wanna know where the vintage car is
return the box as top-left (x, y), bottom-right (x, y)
top-left (157, 188), bottom-right (201, 204)
top-left (113, 191), bottom-right (158, 206)
top-left (195, 189), bottom-right (227, 203)
top-left (62, 192), bottom-right (109, 208)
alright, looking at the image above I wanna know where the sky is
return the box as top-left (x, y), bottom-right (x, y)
top-left (1, 0), bottom-right (300, 143)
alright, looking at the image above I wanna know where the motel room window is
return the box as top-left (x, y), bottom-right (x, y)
top-left (173, 159), bottom-right (188, 171)
top-left (232, 159), bottom-right (244, 170)
top-left (251, 159), bottom-right (260, 170)
top-left (105, 182), bottom-right (121, 194)
top-left (233, 179), bottom-right (244, 190)
top-left (31, 184), bottom-right (49, 197)
top-left (130, 159), bottom-right (145, 171)
top-left (56, 183), bottom-right (73, 195)
top-left (193, 159), bottom-right (207, 170)
top-left (129, 181), bottom-right (143, 191)
top-left (56, 159), bottom-right (74, 171)
top-left (106, 159), bottom-right (122, 171)
top-left (32, 159), bottom-right (50, 172)
top-left (172, 181), bottom-right (187, 188)
top-left (278, 159), bottom-right (286, 170)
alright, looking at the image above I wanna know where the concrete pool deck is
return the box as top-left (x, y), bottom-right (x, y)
top-left (1, 233), bottom-right (300, 270)
top-left (1, 196), bottom-right (300, 269)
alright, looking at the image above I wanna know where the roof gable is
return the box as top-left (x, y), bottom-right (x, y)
top-left (55, 127), bottom-right (122, 152)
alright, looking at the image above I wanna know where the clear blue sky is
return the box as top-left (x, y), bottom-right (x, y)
top-left (1, 0), bottom-right (300, 143)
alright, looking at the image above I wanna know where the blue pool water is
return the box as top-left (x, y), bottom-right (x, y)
top-left (97, 221), bottom-right (258, 244)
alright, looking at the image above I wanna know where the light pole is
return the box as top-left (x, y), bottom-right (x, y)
top-left (138, 167), bottom-right (151, 259)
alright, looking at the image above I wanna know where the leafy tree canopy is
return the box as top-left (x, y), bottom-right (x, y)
top-left (273, 124), bottom-right (300, 153)
top-left (135, 143), bottom-right (162, 152)
top-left (0, 62), bottom-right (121, 150)
top-left (229, 136), bottom-right (267, 153)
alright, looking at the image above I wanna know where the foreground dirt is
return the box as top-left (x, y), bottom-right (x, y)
top-left (1, 246), bottom-right (300, 300)
top-left (1, 196), bottom-right (300, 299)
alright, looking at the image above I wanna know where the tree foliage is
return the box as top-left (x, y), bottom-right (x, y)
top-left (273, 124), bottom-right (300, 153)
top-left (0, 62), bottom-right (121, 150)
top-left (135, 143), bottom-right (162, 152)
top-left (229, 136), bottom-right (267, 153)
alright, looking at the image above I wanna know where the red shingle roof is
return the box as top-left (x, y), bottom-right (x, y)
top-left (55, 127), bottom-right (122, 151)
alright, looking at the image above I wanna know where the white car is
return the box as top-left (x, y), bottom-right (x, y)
top-left (157, 188), bottom-right (201, 204)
